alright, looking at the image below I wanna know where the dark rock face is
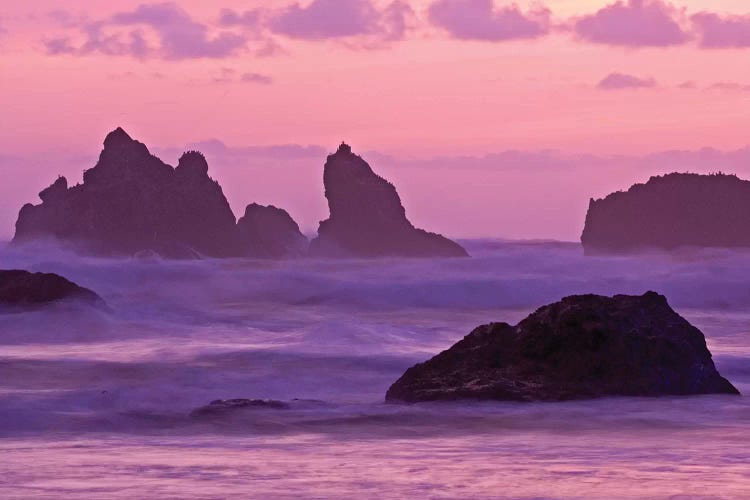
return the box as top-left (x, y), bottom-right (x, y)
top-left (237, 203), bottom-right (308, 258)
top-left (582, 173), bottom-right (750, 253)
top-left (14, 128), bottom-right (243, 258)
top-left (0, 270), bottom-right (103, 308)
top-left (386, 292), bottom-right (738, 402)
top-left (309, 143), bottom-right (468, 258)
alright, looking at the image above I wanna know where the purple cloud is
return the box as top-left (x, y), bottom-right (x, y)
top-left (110, 3), bottom-right (246, 59)
top-left (692, 12), bottom-right (750, 49)
top-left (269, 0), bottom-right (413, 41)
top-left (45, 3), bottom-right (247, 60)
top-left (574, 0), bottom-right (688, 47)
top-left (428, 0), bottom-right (550, 41)
top-left (597, 72), bottom-right (656, 90)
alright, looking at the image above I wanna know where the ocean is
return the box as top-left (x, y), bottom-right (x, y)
top-left (1, 240), bottom-right (748, 499)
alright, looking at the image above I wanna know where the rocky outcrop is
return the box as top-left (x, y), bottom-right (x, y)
top-left (309, 143), bottom-right (468, 258)
top-left (386, 292), bottom-right (738, 402)
top-left (14, 128), bottom-right (242, 258)
top-left (0, 270), bottom-right (104, 308)
top-left (582, 173), bottom-right (750, 253)
top-left (237, 203), bottom-right (308, 258)
top-left (13, 128), bottom-right (307, 259)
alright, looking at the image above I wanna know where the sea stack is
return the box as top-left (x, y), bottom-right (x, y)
top-left (13, 128), bottom-right (306, 259)
top-left (237, 203), bottom-right (308, 258)
top-left (14, 128), bottom-right (242, 258)
top-left (386, 292), bottom-right (738, 402)
top-left (582, 173), bottom-right (750, 253)
top-left (309, 143), bottom-right (468, 258)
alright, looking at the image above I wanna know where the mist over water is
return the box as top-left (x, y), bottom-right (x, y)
top-left (1, 240), bottom-right (749, 498)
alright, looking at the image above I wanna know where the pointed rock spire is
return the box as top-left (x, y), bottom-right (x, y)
top-left (310, 143), bottom-right (468, 257)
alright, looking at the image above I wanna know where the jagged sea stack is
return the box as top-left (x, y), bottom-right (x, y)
top-left (14, 128), bottom-right (243, 258)
top-left (386, 292), bottom-right (738, 402)
top-left (582, 173), bottom-right (750, 253)
top-left (237, 203), bottom-right (308, 258)
top-left (309, 143), bottom-right (468, 258)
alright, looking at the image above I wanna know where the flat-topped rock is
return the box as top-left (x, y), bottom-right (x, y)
top-left (309, 143), bottom-right (468, 258)
top-left (386, 292), bottom-right (738, 402)
top-left (0, 270), bottom-right (104, 308)
top-left (582, 173), bottom-right (750, 253)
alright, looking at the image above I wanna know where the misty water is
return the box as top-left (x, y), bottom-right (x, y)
top-left (1, 240), bottom-right (749, 498)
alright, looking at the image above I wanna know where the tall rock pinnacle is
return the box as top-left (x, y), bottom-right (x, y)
top-left (309, 143), bottom-right (468, 258)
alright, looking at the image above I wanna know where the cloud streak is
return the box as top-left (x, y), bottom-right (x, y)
top-left (211, 68), bottom-right (274, 85)
top-left (597, 72), bottom-right (656, 90)
top-left (707, 82), bottom-right (750, 92)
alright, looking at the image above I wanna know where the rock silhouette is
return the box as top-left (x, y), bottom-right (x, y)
top-left (309, 143), bottom-right (468, 258)
top-left (582, 173), bottom-right (750, 253)
top-left (386, 292), bottom-right (738, 402)
top-left (237, 203), bottom-right (308, 258)
top-left (0, 270), bottom-right (104, 308)
top-left (13, 128), bottom-right (305, 259)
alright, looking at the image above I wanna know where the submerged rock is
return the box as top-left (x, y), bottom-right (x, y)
top-left (0, 270), bottom-right (104, 308)
top-left (582, 173), bottom-right (750, 253)
top-left (237, 203), bottom-right (308, 258)
top-left (386, 292), bottom-right (738, 402)
top-left (309, 143), bottom-right (468, 258)
top-left (191, 399), bottom-right (290, 417)
top-left (14, 128), bottom-right (243, 258)
top-left (190, 398), bottom-right (331, 419)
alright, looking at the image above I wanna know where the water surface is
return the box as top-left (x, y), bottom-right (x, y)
top-left (1, 241), bottom-right (748, 498)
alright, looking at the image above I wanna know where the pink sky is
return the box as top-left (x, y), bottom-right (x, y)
top-left (2, 0), bottom-right (750, 241)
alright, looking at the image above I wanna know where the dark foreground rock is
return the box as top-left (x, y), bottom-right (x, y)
top-left (582, 173), bottom-right (750, 253)
top-left (13, 128), bottom-right (305, 259)
top-left (386, 292), bottom-right (738, 402)
top-left (309, 143), bottom-right (468, 258)
top-left (237, 203), bottom-right (308, 258)
top-left (0, 270), bottom-right (104, 308)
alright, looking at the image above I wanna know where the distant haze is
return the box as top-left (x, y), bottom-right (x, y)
top-left (3, 138), bottom-right (750, 242)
